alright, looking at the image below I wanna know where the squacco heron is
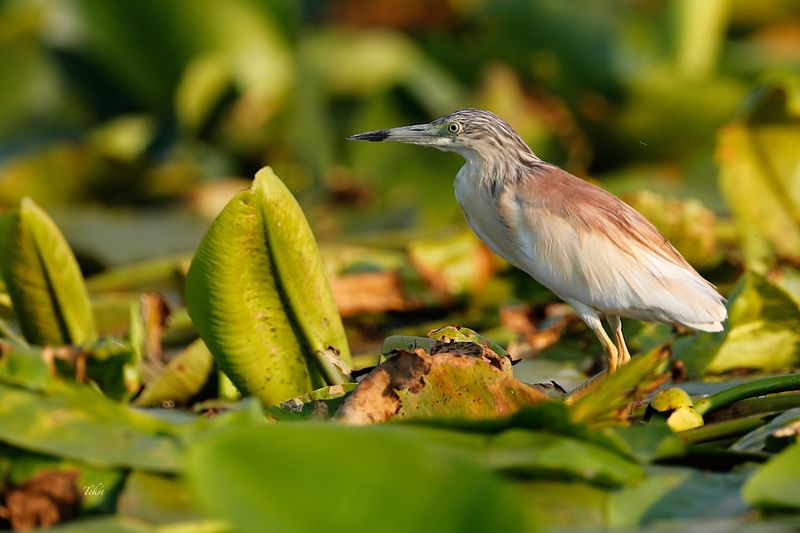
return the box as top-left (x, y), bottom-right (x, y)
top-left (349, 108), bottom-right (726, 372)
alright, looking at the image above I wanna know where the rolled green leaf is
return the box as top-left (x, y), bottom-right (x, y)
top-left (0, 198), bottom-right (96, 346)
top-left (186, 167), bottom-right (351, 405)
top-left (134, 338), bottom-right (214, 407)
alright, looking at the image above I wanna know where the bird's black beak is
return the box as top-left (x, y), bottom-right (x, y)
top-left (347, 124), bottom-right (440, 145)
top-left (347, 130), bottom-right (390, 142)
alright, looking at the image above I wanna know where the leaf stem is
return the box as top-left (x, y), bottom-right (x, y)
top-left (705, 391), bottom-right (800, 422)
top-left (694, 374), bottom-right (800, 416)
top-left (680, 413), bottom-right (771, 444)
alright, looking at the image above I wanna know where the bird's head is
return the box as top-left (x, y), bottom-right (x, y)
top-left (348, 108), bottom-right (539, 168)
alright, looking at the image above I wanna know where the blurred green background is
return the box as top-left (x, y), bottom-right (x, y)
top-left (1, 0), bottom-right (800, 365)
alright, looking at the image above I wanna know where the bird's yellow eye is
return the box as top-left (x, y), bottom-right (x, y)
top-left (448, 122), bottom-right (462, 134)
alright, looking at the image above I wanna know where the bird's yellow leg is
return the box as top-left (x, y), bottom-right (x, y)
top-left (607, 316), bottom-right (631, 367)
top-left (595, 324), bottom-right (619, 373)
top-left (570, 302), bottom-right (618, 372)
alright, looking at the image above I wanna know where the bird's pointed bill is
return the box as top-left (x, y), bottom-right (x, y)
top-left (348, 124), bottom-right (439, 145)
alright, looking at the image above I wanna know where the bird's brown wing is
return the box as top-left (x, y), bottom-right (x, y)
top-left (528, 165), bottom-right (699, 273)
top-left (501, 165), bottom-right (725, 329)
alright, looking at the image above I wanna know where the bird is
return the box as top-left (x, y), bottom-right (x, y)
top-left (349, 108), bottom-right (726, 372)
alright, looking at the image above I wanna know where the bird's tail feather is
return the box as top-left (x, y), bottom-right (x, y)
top-left (680, 320), bottom-right (725, 332)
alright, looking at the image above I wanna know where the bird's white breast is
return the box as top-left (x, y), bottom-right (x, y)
top-left (454, 165), bottom-right (569, 291)
top-left (454, 166), bottom-right (513, 261)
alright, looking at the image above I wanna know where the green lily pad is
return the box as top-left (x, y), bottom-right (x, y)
top-left (486, 429), bottom-right (645, 487)
top-left (183, 424), bottom-right (525, 533)
top-left (742, 443), bottom-right (800, 510)
top-left (509, 480), bottom-right (607, 530)
top-left (0, 344), bottom-right (53, 391)
top-left (610, 421), bottom-right (687, 464)
top-left (117, 470), bottom-right (207, 524)
top-left (609, 466), bottom-right (752, 527)
top-left (0, 381), bottom-right (182, 472)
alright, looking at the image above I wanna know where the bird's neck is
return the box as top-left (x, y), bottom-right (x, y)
top-left (459, 144), bottom-right (543, 191)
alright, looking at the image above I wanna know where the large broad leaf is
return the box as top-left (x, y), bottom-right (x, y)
top-left (0, 344), bottom-right (53, 391)
top-left (0, 381), bottom-right (182, 471)
top-left (717, 75), bottom-right (800, 268)
top-left (608, 466), bottom-right (752, 528)
top-left (0, 198), bottom-right (96, 346)
top-left (44, 516), bottom-right (227, 532)
top-left (610, 421), bottom-right (686, 464)
top-left (186, 167), bottom-right (351, 405)
top-left (514, 467), bottom-right (755, 530)
top-left (116, 470), bottom-right (210, 525)
top-left (485, 430), bottom-right (645, 487)
top-left (402, 401), bottom-right (641, 468)
top-left (742, 443), bottom-right (800, 510)
top-left (673, 272), bottom-right (800, 375)
top-left (183, 424), bottom-right (525, 533)
top-left (0, 380), bottom-right (266, 473)
top-left (510, 481), bottom-right (607, 530)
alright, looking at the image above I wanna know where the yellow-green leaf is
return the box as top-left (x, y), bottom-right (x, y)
top-left (183, 424), bottom-right (523, 533)
top-left (743, 443), bottom-right (800, 510)
top-left (135, 339), bottom-right (214, 407)
top-left (395, 353), bottom-right (545, 420)
top-left (569, 346), bottom-right (669, 425)
top-left (0, 198), bottom-right (96, 346)
top-left (185, 167), bottom-right (351, 405)
top-left (717, 75), bottom-right (800, 269)
top-left (674, 272), bottom-right (800, 375)
top-left (337, 347), bottom-right (547, 424)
